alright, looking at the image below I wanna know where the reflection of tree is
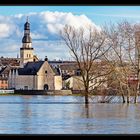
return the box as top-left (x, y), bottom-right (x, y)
top-left (80, 103), bottom-right (94, 119)
top-left (85, 104), bottom-right (90, 118)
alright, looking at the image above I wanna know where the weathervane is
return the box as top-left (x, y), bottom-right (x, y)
top-left (26, 16), bottom-right (29, 22)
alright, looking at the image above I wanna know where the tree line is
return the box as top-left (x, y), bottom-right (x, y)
top-left (60, 20), bottom-right (140, 104)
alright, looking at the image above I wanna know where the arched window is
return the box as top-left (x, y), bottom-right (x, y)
top-left (44, 84), bottom-right (49, 91)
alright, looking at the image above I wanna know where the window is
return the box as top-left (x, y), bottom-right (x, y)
top-left (27, 54), bottom-right (28, 57)
top-left (76, 69), bottom-right (81, 76)
top-left (45, 70), bottom-right (47, 74)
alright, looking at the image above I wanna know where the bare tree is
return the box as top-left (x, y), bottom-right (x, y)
top-left (103, 20), bottom-right (140, 103)
top-left (60, 25), bottom-right (111, 104)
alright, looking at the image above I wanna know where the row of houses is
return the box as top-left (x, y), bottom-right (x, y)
top-left (0, 57), bottom-right (86, 91)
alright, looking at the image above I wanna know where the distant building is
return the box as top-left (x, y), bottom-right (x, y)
top-left (0, 57), bottom-right (20, 66)
top-left (0, 61), bottom-right (20, 89)
top-left (8, 18), bottom-right (62, 90)
top-left (61, 61), bottom-right (108, 90)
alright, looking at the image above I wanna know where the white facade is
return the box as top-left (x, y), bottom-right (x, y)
top-left (65, 75), bottom-right (107, 90)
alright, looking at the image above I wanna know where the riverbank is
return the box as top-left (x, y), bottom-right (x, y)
top-left (0, 89), bottom-right (140, 96)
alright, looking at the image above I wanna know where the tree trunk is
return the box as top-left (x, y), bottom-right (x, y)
top-left (134, 82), bottom-right (139, 103)
top-left (127, 85), bottom-right (131, 104)
top-left (122, 94), bottom-right (125, 103)
top-left (85, 92), bottom-right (89, 104)
top-left (127, 96), bottom-right (130, 103)
top-left (85, 88), bottom-right (89, 104)
top-left (120, 83), bottom-right (125, 103)
top-left (134, 92), bottom-right (138, 104)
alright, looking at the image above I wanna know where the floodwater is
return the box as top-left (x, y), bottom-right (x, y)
top-left (0, 95), bottom-right (140, 134)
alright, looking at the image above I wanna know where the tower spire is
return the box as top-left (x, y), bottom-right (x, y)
top-left (26, 16), bottom-right (29, 22)
top-left (22, 17), bottom-right (32, 43)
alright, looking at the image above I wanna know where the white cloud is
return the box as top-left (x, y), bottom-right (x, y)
top-left (14, 14), bottom-right (23, 19)
top-left (31, 32), bottom-right (47, 39)
top-left (0, 10), bottom-right (101, 60)
top-left (0, 23), bottom-right (11, 38)
top-left (39, 11), bottom-right (101, 34)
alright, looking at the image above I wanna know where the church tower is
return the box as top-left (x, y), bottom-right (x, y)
top-left (20, 17), bottom-right (34, 67)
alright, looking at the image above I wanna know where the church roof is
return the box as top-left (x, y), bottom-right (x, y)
top-left (18, 61), bottom-right (44, 75)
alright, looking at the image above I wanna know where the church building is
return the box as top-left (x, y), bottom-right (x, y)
top-left (8, 18), bottom-right (62, 90)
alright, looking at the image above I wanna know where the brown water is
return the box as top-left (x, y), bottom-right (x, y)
top-left (0, 95), bottom-right (140, 134)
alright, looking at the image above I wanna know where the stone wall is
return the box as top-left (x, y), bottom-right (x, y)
top-left (15, 75), bottom-right (36, 90)
top-left (37, 61), bottom-right (55, 90)
top-left (14, 89), bottom-right (72, 95)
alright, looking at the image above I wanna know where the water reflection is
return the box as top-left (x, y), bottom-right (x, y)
top-left (0, 95), bottom-right (140, 134)
top-left (20, 97), bottom-right (32, 134)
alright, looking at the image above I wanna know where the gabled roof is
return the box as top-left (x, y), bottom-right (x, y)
top-left (18, 61), bottom-right (44, 75)
top-left (50, 65), bottom-right (61, 75)
top-left (0, 58), bottom-right (20, 66)
top-left (0, 65), bottom-right (12, 75)
top-left (60, 63), bottom-right (78, 71)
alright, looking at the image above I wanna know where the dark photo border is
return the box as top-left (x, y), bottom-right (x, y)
top-left (0, 0), bottom-right (140, 5)
top-left (0, 0), bottom-right (140, 139)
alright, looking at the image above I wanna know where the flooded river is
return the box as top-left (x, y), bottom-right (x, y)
top-left (0, 95), bottom-right (140, 134)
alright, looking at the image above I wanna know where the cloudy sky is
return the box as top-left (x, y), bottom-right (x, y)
top-left (0, 6), bottom-right (140, 60)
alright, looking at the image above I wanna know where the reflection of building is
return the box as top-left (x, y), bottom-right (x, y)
top-left (8, 18), bottom-right (62, 90)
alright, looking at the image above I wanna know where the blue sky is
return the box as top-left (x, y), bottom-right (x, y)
top-left (0, 6), bottom-right (140, 60)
